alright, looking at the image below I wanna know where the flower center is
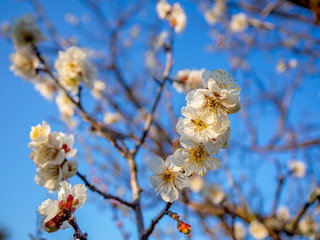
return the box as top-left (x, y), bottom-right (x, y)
top-left (162, 168), bottom-right (174, 182)
top-left (188, 145), bottom-right (209, 163)
top-left (191, 117), bottom-right (208, 131)
top-left (204, 94), bottom-right (227, 116)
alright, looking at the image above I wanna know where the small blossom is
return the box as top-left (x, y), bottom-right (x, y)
top-left (234, 222), bottom-right (246, 240)
top-left (288, 58), bottom-right (298, 69)
top-left (173, 69), bottom-right (204, 93)
top-left (29, 121), bottom-right (51, 143)
top-left (10, 47), bottom-right (39, 81)
top-left (34, 77), bottom-right (58, 100)
top-left (204, 0), bottom-right (225, 25)
top-left (37, 181), bottom-right (87, 232)
top-left (276, 206), bottom-right (290, 222)
top-left (202, 184), bottom-right (225, 204)
top-left (103, 112), bottom-right (121, 125)
top-left (230, 13), bottom-right (248, 33)
top-left (168, 3), bottom-right (186, 33)
top-left (176, 106), bottom-right (230, 142)
top-left (200, 69), bottom-right (241, 115)
top-left (156, 0), bottom-right (171, 19)
top-left (149, 156), bottom-right (190, 202)
top-left (54, 46), bottom-right (97, 92)
top-left (299, 216), bottom-right (319, 237)
top-left (276, 59), bottom-right (286, 73)
top-left (61, 160), bottom-right (78, 178)
top-left (10, 14), bottom-right (46, 48)
top-left (249, 220), bottom-right (268, 240)
top-left (91, 80), bottom-right (106, 100)
top-left (288, 160), bottom-right (306, 178)
top-left (171, 136), bottom-right (221, 176)
top-left (56, 91), bottom-right (76, 118)
top-left (190, 176), bottom-right (204, 192)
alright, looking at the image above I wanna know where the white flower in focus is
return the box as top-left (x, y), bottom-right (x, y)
top-left (55, 46), bottom-right (97, 92)
top-left (156, 0), bottom-right (171, 19)
top-left (230, 13), bottom-right (248, 33)
top-left (299, 216), bottom-right (318, 237)
top-left (91, 80), bottom-right (106, 100)
top-left (56, 91), bottom-right (76, 118)
top-left (10, 14), bottom-right (46, 48)
top-left (234, 222), bottom-right (246, 240)
top-left (288, 160), bottom-right (306, 178)
top-left (149, 156), bottom-right (190, 202)
top-left (171, 136), bottom-right (221, 176)
top-left (29, 132), bottom-right (65, 168)
top-left (176, 106), bottom-right (230, 143)
top-left (34, 77), bottom-right (58, 100)
top-left (249, 220), bottom-right (268, 240)
top-left (190, 176), bottom-right (204, 192)
top-left (29, 120), bottom-right (50, 143)
top-left (202, 184), bottom-right (225, 204)
top-left (198, 69), bottom-right (241, 115)
top-left (37, 181), bottom-right (87, 232)
top-left (173, 69), bottom-right (204, 93)
top-left (276, 206), bottom-right (290, 222)
top-left (168, 3), bottom-right (186, 33)
top-left (10, 47), bottom-right (39, 81)
top-left (276, 59), bottom-right (286, 73)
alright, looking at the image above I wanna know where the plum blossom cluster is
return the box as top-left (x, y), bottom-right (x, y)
top-left (9, 15), bottom-right (100, 121)
top-left (28, 121), bottom-right (78, 191)
top-left (149, 69), bottom-right (241, 202)
top-left (38, 181), bottom-right (87, 233)
top-left (156, 0), bottom-right (187, 33)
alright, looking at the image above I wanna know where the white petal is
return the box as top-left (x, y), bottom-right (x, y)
top-left (160, 183), bottom-right (179, 202)
top-left (58, 181), bottom-right (72, 200)
top-left (72, 184), bottom-right (87, 209)
top-left (37, 199), bottom-right (59, 223)
top-left (148, 156), bottom-right (164, 174)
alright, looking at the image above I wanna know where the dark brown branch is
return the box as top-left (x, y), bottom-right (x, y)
top-left (76, 172), bottom-right (134, 208)
top-left (141, 202), bottom-right (173, 240)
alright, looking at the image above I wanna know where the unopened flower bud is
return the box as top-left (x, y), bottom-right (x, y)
top-left (61, 160), bottom-right (78, 178)
top-left (171, 213), bottom-right (179, 221)
top-left (177, 221), bottom-right (192, 234)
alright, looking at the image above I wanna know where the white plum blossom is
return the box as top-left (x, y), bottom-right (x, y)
top-left (35, 162), bottom-right (64, 191)
top-left (288, 160), bottom-right (306, 178)
top-left (56, 91), bottom-right (76, 118)
top-left (156, 1), bottom-right (186, 33)
top-left (156, 0), bottom-right (171, 19)
top-left (204, 0), bottom-right (226, 25)
top-left (91, 80), bottom-right (106, 100)
top-left (199, 69), bottom-right (241, 115)
top-left (173, 69), bottom-right (204, 93)
top-left (298, 216), bottom-right (319, 237)
top-left (171, 136), bottom-right (221, 176)
top-left (288, 58), bottom-right (298, 69)
top-left (276, 206), bottom-right (290, 222)
top-left (34, 77), bottom-right (58, 100)
top-left (103, 112), bottom-right (121, 125)
top-left (176, 106), bottom-right (230, 142)
top-left (230, 13), bottom-right (248, 33)
top-left (10, 14), bottom-right (46, 49)
top-left (149, 156), bottom-right (190, 202)
top-left (29, 120), bottom-right (51, 143)
top-left (37, 181), bottom-right (87, 233)
top-left (54, 46), bottom-right (97, 92)
top-left (202, 184), bottom-right (225, 204)
top-left (168, 3), bottom-right (186, 33)
top-left (189, 176), bottom-right (204, 192)
top-left (10, 47), bottom-right (39, 81)
top-left (234, 222), bottom-right (246, 240)
top-left (28, 122), bottom-right (78, 191)
top-left (276, 58), bottom-right (286, 73)
top-left (249, 220), bottom-right (268, 240)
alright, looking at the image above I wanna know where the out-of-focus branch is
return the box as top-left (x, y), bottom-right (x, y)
top-left (76, 172), bottom-right (135, 208)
